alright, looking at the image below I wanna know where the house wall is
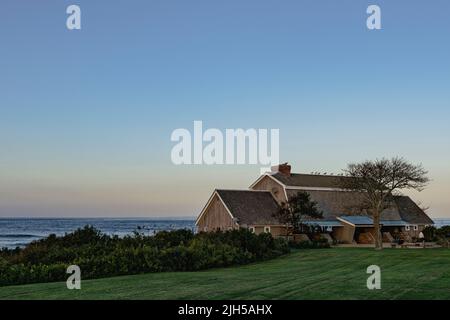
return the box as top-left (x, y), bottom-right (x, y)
top-left (401, 225), bottom-right (426, 239)
top-left (381, 225), bottom-right (428, 240)
top-left (270, 226), bottom-right (288, 237)
top-left (251, 175), bottom-right (287, 204)
top-left (197, 195), bottom-right (238, 232)
top-left (249, 225), bottom-right (288, 237)
top-left (332, 224), bottom-right (355, 244)
top-left (253, 226), bottom-right (265, 234)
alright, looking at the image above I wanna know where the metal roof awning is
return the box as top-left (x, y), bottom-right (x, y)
top-left (303, 220), bottom-right (343, 227)
top-left (338, 216), bottom-right (411, 227)
top-left (380, 220), bottom-right (409, 226)
top-left (339, 215), bottom-right (373, 226)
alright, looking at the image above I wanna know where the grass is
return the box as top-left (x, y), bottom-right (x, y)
top-left (0, 248), bottom-right (449, 300)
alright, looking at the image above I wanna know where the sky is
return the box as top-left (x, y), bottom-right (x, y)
top-left (0, 0), bottom-right (449, 218)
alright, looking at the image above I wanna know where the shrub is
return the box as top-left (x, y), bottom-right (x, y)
top-left (437, 226), bottom-right (450, 239)
top-left (422, 226), bottom-right (437, 242)
top-left (0, 227), bottom-right (289, 287)
top-left (289, 238), bottom-right (330, 249)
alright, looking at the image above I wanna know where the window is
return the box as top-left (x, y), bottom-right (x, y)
top-left (264, 226), bottom-right (271, 233)
top-left (405, 225), bottom-right (410, 231)
top-left (249, 227), bottom-right (255, 233)
top-left (413, 225), bottom-right (419, 231)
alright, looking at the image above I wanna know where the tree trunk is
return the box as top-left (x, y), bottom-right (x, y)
top-left (373, 211), bottom-right (383, 250)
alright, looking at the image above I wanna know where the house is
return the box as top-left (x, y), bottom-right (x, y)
top-left (196, 163), bottom-right (434, 244)
top-left (196, 189), bottom-right (287, 236)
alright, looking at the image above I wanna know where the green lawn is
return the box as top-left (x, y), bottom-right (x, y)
top-left (1, 248), bottom-right (449, 300)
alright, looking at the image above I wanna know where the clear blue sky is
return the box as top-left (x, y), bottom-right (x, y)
top-left (1, 0), bottom-right (449, 218)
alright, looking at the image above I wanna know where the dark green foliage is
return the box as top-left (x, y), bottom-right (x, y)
top-left (436, 226), bottom-right (450, 239)
top-left (289, 238), bottom-right (330, 249)
top-left (422, 226), bottom-right (437, 241)
top-left (0, 226), bottom-right (289, 287)
top-left (273, 191), bottom-right (323, 233)
top-left (422, 225), bottom-right (450, 243)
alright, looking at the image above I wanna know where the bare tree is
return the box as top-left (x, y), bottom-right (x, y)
top-left (339, 157), bottom-right (429, 250)
top-left (416, 201), bottom-right (430, 213)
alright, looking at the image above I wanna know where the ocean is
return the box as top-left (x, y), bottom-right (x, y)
top-left (434, 218), bottom-right (450, 228)
top-left (0, 218), bottom-right (449, 249)
top-left (0, 218), bottom-right (196, 249)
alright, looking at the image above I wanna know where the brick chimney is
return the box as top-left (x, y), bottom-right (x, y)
top-left (271, 162), bottom-right (291, 176)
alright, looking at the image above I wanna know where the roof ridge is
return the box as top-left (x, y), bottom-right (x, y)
top-left (216, 189), bottom-right (272, 192)
top-left (287, 172), bottom-right (345, 178)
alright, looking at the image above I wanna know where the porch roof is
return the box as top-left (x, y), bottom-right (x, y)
top-left (339, 215), bottom-right (373, 226)
top-left (339, 216), bottom-right (411, 227)
top-left (303, 220), bottom-right (343, 227)
top-left (380, 220), bottom-right (409, 226)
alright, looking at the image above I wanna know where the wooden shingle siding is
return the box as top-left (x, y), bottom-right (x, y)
top-left (332, 223), bottom-right (355, 244)
top-left (266, 225), bottom-right (288, 237)
top-left (249, 225), bottom-right (287, 237)
top-left (197, 194), bottom-right (237, 232)
top-left (251, 175), bottom-right (287, 204)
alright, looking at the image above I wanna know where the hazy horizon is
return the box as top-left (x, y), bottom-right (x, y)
top-left (0, 216), bottom-right (449, 220)
top-left (0, 215), bottom-right (197, 219)
top-left (1, 1), bottom-right (449, 219)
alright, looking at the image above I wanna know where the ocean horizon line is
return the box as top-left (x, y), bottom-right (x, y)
top-left (0, 216), bottom-right (449, 220)
top-left (0, 216), bottom-right (197, 220)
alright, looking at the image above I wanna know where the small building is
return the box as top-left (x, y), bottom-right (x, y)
top-left (196, 189), bottom-right (287, 236)
top-left (196, 163), bottom-right (434, 243)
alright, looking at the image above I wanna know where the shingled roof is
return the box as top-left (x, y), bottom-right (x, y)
top-left (394, 196), bottom-right (434, 224)
top-left (216, 190), bottom-right (282, 225)
top-left (270, 172), bottom-right (346, 188)
top-left (285, 189), bottom-right (433, 224)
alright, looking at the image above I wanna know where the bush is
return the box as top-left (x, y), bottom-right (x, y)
top-left (0, 227), bottom-right (289, 287)
top-left (289, 238), bottom-right (330, 249)
top-left (422, 226), bottom-right (437, 242)
top-left (437, 226), bottom-right (450, 239)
